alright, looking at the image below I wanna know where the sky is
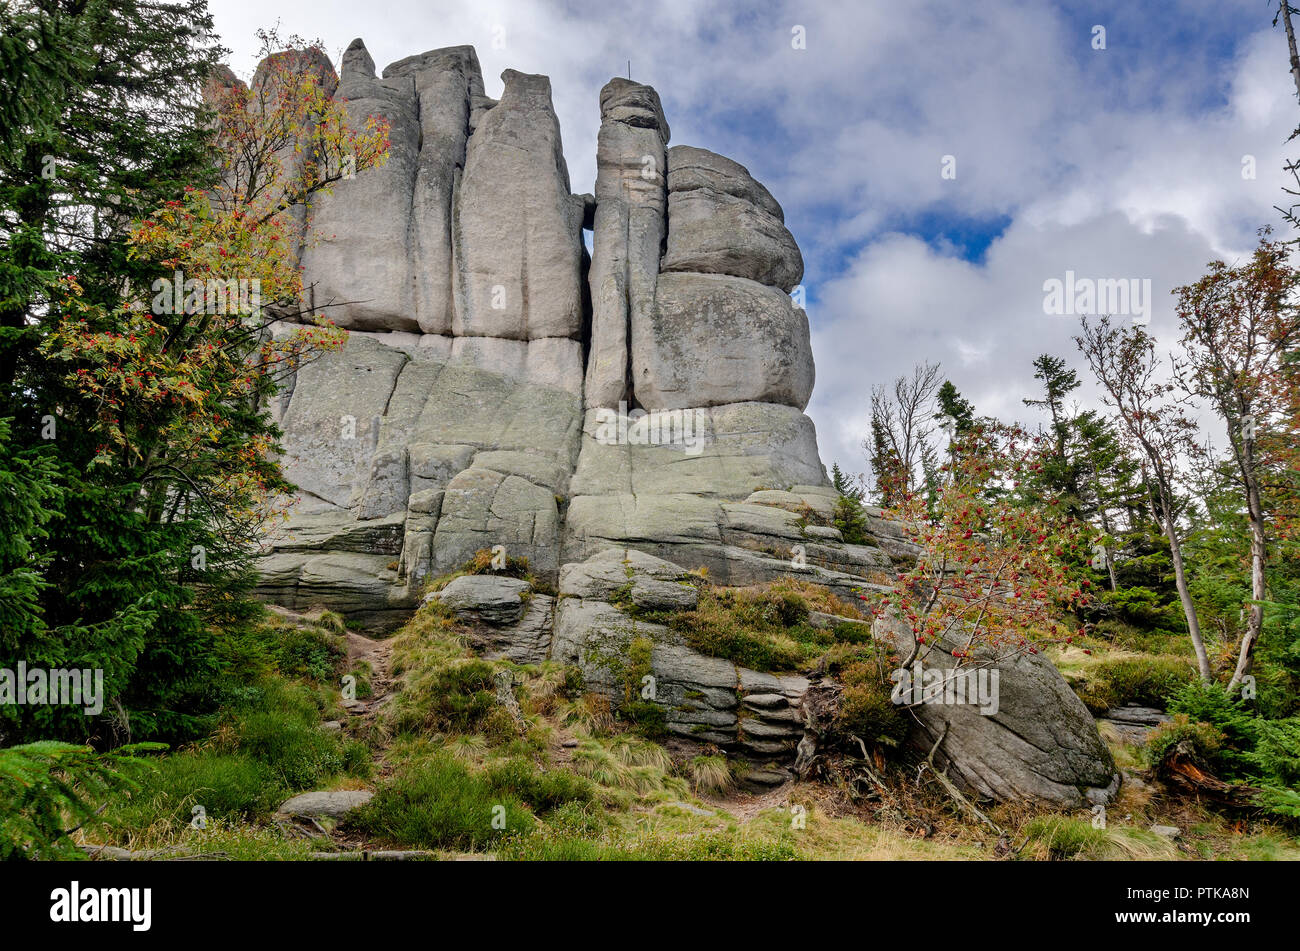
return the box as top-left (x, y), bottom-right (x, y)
top-left (209, 0), bottom-right (1300, 480)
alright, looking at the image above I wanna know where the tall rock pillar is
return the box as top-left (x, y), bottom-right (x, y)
top-left (584, 79), bottom-right (670, 408)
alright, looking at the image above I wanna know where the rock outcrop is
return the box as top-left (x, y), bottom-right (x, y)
top-left (247, 39), bottom-right (831, 624)
top-left (232, 38), bottom-right (1120, 806)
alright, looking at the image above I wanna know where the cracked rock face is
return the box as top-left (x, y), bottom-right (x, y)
top-left (585, 78), bottom-right (669, 409)
top-left (455, 69), bottom-right (583, 341)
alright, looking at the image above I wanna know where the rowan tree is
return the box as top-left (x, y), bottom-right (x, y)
top-left (868, 422), bottom-right (1095, 675)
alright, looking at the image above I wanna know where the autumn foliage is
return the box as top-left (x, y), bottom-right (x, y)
top-left (869, 423), bottom-right (1095, 669)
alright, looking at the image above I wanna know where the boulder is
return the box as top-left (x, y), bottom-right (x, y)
top-left (662, 145), bottom-right (803, 292)
top-left (632, 272), bottom-right (814, 411)
top-left (873, 614), bottom-right (1120, 807)
top-left (475, 594), bottom-right (555, 665)
top-left (1099, 705), bottom-right (1172, 745)
top-left (663, 144), bottom-right (782, 219)
top-left (436, 574), bottom-right (531, 626)
top-left (276, 790), bottom-right (374, 819)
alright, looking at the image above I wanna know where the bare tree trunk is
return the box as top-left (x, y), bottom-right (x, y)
top-left (1163, 506), bottom-right (1212, 684)
top-left (1282, 1), bottom-right (1300, 102)
top-left (1098, 504), bottom-right (1120, 593)
top-left (1227, 476), bottom-right (1268, 692)
top-left (1145, 462), bottom-right (1211, 682)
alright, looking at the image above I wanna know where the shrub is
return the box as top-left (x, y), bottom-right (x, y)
top-left (833, 494), bottom-right (872, 546)
top-left (1145, 713), bottom-right (1225, 767)
top-left (346, 754), bottom-right (534, 850)
top-left (831, 621), bottom-right (874, 645)
top-left (1099, 586), bottom-right (1182, 631)
top-left (213, 613), bottom-right (346, 692)
top-left (1255, 786), bottom-right (1300, 820)
top-left (1165, 682), bottom-right (1259, 778)
top-left (1247, 717), bottom-right (1300, 789)
top-left (391, 658), bottom-right (499, 736)
top-left (1074, 656), bottom-right (1195, 713)
top-left (670, 586), bottom-right (828, 672)
top-left (0, 741), bottom-right (163, 859)
top-left (835, 662), bottom-right (908, 749)
top-left (273, 624), bottom-right (346, 682)
top-left (212, 677), bottom-right (354, 789)
top-left (620, 700), bottom-right (669, 737)
top-left (1091, 621), bottom-right (1192, 657)
top-left (560, 665), bottom-right (585, 699)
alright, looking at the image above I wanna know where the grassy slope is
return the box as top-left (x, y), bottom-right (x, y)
top-left (75, 571), bottom-right (1300, 861)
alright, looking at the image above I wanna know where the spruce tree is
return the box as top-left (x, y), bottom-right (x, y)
top-left (0, 0), bottom-right (227, 743)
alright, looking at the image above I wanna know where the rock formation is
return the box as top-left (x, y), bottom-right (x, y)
top-left (234, 39), bottom-right (1119, 804)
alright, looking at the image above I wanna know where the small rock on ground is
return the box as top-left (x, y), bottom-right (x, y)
top-left (276, 790), bottom-right (374, 819)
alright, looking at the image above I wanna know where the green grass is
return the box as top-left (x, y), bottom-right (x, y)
top-left (483, 757), bottom-right (597, 813)
top-left (98, 612), bottom-right (370, 842)
top-left (1018, 816), bottom-right (1178, 860)
top-left (497, 826), bottom-right (798, 861)
top-left (422, 549), bottom-right (535, 595)
top-left (107, 751), bottom-right (284, 831)
top-left (345, 754), bottom-right (534, 850)
top-left (216, 613), bottom-right (347, 689)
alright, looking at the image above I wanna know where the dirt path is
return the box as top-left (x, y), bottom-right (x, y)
top-left (698, 782), bottom-right (797, 821)
top-left (343, 630), bottom-right (395, 719)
